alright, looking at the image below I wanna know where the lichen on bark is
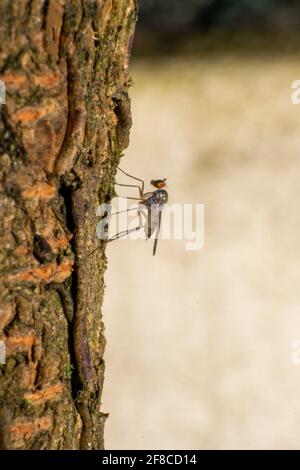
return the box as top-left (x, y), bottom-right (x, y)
top-left (0, 0), bottom-right (137, 450)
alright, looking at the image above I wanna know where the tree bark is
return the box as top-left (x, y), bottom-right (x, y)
top-left (0, 0), bottom-right (137, 450)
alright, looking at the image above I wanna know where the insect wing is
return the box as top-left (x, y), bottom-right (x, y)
top-left (153, 210), bottom-right (162, 256)
top-left (146, 204), bottom-right (160, 239)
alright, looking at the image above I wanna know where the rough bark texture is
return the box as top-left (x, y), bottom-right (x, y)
top-left (0, 0), bottom-right (137, 450)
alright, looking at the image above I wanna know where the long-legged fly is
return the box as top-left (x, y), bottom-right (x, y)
top-left (108, 167), bottom-right (168, 255)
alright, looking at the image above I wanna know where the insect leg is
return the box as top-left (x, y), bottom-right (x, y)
top-left (115, 182), bottom-right (143, 199)
top-left (107, 204), bottom-right (144, 243)
top-left (110, 206), bottom-right (139, 216)
top-left (107, 226), bottom-right (142, 242)
top-left (116, 196), bottom-right (141, 201)
top-left (117, 167), bottom-right (145, 196)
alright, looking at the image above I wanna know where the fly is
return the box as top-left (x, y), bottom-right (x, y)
top-left (108, 167), bottom-right (168, 255)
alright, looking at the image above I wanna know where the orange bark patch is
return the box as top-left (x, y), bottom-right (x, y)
top-left (10, 416), bottom-right (52, 448)
top-left (0, 72), bottom-right (60, 91)
top-left (5, 333), bottom-right (35, 356)
top-left (12, 102), bottom-right (58, 124)
top-left (24, 383), bottom-right (64, 405)
top-left (3, 260), bottom-right (73, 284)
top-left (21, 182), bottom-right (56, 200)
top-left (0, 73), bottom-right (27, 88)
top-left (12, 107), bottom-right (43, 123)
top-left (13, 101), bottom-right (68, 173)
top-left (51, 234), bottom-right (70, 251)
top-left (33, 73), bottom-right (60, 88)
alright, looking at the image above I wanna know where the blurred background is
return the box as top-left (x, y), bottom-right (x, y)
top-left (102, 0), bottom-right (300, 449)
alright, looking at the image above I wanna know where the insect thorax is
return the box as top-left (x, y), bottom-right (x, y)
top-left (143, 189), bottom-right (168, 207)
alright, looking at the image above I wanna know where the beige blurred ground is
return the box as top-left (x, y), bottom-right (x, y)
top-left (102, 51), bottom-right (300, 449)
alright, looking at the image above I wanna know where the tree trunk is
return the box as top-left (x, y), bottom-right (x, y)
top-left (0, 0), bottom-right (137, 450)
